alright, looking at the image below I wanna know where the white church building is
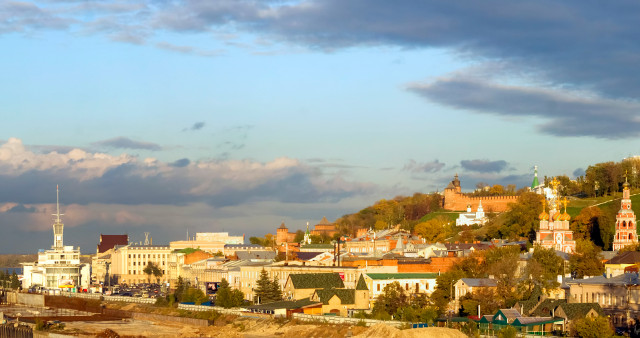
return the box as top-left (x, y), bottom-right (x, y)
top-left (456, 200), bottom-right (488, 226)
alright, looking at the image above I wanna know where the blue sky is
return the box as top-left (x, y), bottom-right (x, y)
top-left (1, 0), bottom-right (639, 253)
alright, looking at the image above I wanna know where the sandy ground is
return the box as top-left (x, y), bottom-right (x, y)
top-left (61, 319), bottom-right (466, 338)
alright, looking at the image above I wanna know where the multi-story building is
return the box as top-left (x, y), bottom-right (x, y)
top-left (109, 244), bottom-right (171, 284)
top-left (613, 177), bottom-right (638, 251)
top-left (170, 232), bottom-right (244, 253)
top-left (567, 273), bottom-right (640, 326)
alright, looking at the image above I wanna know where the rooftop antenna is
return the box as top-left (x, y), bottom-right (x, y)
top-left (144, 232), bottom-right (150, 245)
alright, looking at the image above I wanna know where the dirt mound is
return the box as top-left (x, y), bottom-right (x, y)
top-left (95, 328), bottom-right (120, 338)
top-left (354, 324), bottom-right (466, 338)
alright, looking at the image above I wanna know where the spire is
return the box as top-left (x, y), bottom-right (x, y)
top-left (54, 184), bottom-right (64, 223)
top-left (52, 185), bottom-right (65, 249)
top-left (531, 165), bottom-right (540, 190)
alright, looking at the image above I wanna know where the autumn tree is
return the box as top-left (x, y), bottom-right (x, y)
top-left (373, 282), bottom-right (409, 317)
top-left (570, 239), bottom-right (605, 278)
top-left (524, 245), bottom-right (564, 291)
top-left (500, 192), bottom-right (544, 241)
top-left (414, 216), bottom-right (451, 243)
top-left (572, 316), bottom-right (613, 338)
top-left (484, 246), bottom-right (521, 307)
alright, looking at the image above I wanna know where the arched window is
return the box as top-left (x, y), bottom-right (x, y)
top-left (623, 221), bottom-right (627, 228)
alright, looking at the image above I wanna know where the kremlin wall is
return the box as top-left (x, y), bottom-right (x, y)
top-left (443, 174), bottom-right (518, 212)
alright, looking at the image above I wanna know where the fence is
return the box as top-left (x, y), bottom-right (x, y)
top-left (177, 304), bottom-right (245, 316)
top-left (0, 324), bottom-right (32, 338)
top-left (66, 293), bottom-right (155, 304)
top-left (292, 313), bottom-right (406, 328)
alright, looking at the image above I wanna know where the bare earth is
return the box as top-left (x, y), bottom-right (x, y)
top-left (62, 319), bottom-right (466, 338)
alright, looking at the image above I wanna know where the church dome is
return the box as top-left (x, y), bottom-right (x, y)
top-left (558, 211), bottom-right (571, 221)
top-left (539, 211), bottom-right (549, 221)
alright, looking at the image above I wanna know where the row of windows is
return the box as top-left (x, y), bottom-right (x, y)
top-left (128, 269), bottom-right (166, 275)
top-left (575, 292), bottom-right (624, 306)
top-left (130, 261), bottom-right (166, 266)
top-left (128, 254), bottom-right (168, 259)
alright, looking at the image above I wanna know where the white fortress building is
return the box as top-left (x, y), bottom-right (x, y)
top-left (22, 186), bottom-right (90, 291)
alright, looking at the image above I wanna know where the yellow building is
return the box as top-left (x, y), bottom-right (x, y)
top-left (110, 244), bottom-right (171, 284)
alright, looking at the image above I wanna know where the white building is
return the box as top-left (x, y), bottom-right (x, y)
top-left (22, 187), bottom-right (90, 291)
top-left (455, 200), bottom-right (487, 226)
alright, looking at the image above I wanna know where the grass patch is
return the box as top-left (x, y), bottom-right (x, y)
top-left (419, 211), bottom-right (461, 223)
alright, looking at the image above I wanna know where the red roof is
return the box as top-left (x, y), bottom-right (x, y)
top-left (97, 234), bottom-right (128, 253)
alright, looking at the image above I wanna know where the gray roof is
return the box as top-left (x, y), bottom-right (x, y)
top-left (461, 278), bottom-right (497, 287)
top-left (235, 251), bottom-right (276, 260)
top-left (567, 272), bottom-right (640, 285)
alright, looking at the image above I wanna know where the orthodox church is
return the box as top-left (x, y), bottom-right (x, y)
top-left (455, 200), bottom-right (488, 226)
top-left (534, 178), bottom-right (576, 254)
top-left (612, 175), bottom-right (638, 251)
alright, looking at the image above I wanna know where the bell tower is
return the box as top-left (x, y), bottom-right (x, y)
top-left (613, 172), bottom-right (637, 251)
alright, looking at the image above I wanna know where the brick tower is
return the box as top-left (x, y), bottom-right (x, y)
top-left (613, 175), bottom-right (637, 251)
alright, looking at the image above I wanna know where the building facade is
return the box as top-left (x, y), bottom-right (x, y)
top-left (110, 245), bottom-right (171, 284)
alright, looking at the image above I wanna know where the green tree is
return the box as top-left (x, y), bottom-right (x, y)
top-left (269, 277), bottom-right (282, 303)
top-left (174, 276), bottom-right (186, 302)
top-left (570, 239), bottom-right (605, 278)
top-left (525, 245), bottom-right (564, 291)
top-left (10, 271), bottom-right (20, 289)
top-left (254, 269), bottom-right (272, 304)
top-left (182, 287), bottom-right (208, 305)
top-left (572, 316), bottom-right (613, 338)
top-left (501, 192), bottom-right (543, 241)
top-left (372, 282), bottom-right (409, 317)
top-left (293, 230), bottom-right (305, 243)
top-left (484, 246), bottom-right (521, 307)
top-left (143, 262), bottom-right (162, 283)
top-left (414, 216), bottom-right (450, 243)
top-left (216, 278), bottom-right (244, 308)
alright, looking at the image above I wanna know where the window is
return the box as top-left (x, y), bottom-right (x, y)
top-left (377, 284), bottom-right (380, 291)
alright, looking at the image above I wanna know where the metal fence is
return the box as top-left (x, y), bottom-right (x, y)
top-left (0, 324), bottom-right (32, 338)
top-left (177, 304), bottom-right (245, 316)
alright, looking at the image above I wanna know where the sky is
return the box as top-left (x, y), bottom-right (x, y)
top-left (2, 0), bottom-right (640, 253)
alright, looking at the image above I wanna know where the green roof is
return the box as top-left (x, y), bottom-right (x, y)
top-left (530, 299), bottom-right (566, 317)
top-left (556, 303), bottom-right (604, 320)
top-left (365, 273), bottom-right (439, 280)
top-left (315, 289), bottom-right (356, 305)
top-left (356, 275), bottom-right (368, 291)
top-left (289, 273), bottom-right (344, 289)
top-left (300, 244), bottom-right (334, 249)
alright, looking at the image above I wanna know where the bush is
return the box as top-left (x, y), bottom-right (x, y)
top-left (497, 326), bottom-right (517, 338)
